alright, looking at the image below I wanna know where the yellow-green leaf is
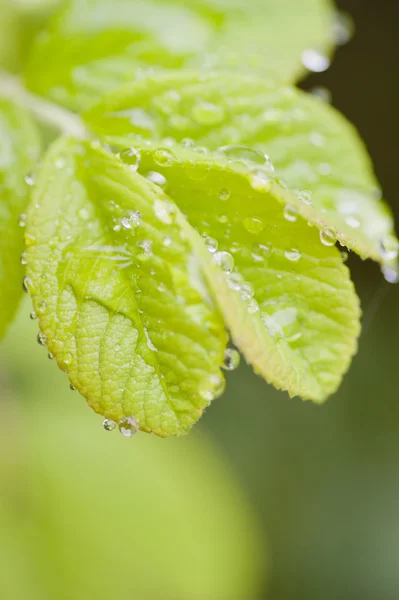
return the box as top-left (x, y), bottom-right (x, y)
top-left (25, 137), bottom-right (227, 437)
top-left (0, 99), bottom-right (41, 339)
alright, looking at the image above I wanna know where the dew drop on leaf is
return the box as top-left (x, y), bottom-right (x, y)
top-left (121, 210), bottom-right (141, 230)
top-left (119, 416), bottom-right (139, 437)
top-left (119, 148), bottom-right (141, 172)
top-left (103, 418), bottom-right (116, 432)
top-left (30, 311), bottom-right (37, 320)
top-left (222, 348), bottom-right (241, 371)
top-left (310, 86), bottom-right (332, 103)
top-left (320, 229), bottom-right (337, 246)
top-left (37, 331), bottom-right (47, 346)
top-left (203, 235), bottom-right (218, 254)
top-left (284, 205), bottom-right (298, 222)
top-left (298, 190), bottom-right (313, 205)
top-left (153, 148), bottom-right (175, 167)
top-left (285, 249), bottom-right (302, 262)
top-left (18, 214), bottom-right (27, 228)
top-left (301, 48), bottom-right (331, 72)
top-left (379, 234), bottom-right (399, 261)
top-left (22, 276), bottom-right (35, 294)
top-left (146, 171), bottom-right (167, 187)
top-left (78, 207), bottom-right (90, 221)
top-left (340, 250), bottom-right (349, 262)
top-left (243, 217), bottom-right (266, 234)
top-left (25, 173), bottom-right (35, 186)
top-left (382, 265), bottom-right (399, 284)
top-left (214, 251), bottom-right (234, 272)
top-left (332, 11), bottom-right (354, 46)
top-left (219, 188), bottom-right (230, 201)
top-left (63, 352), bottom-right (73, 365)
top-left (345, 216), bottom-right (361, 229)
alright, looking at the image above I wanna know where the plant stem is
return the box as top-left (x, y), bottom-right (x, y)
top-left (0, 69), bottom-right (87, 139)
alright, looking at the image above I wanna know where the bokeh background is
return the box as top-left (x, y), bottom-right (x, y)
top-left (1, 0), bottom-right (399, 598)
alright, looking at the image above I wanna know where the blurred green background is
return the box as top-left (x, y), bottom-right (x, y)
top-left (1, 0), bottom-right (399, 598)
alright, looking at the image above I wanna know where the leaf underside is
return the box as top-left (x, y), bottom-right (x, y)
top-left (0, 99), bottom-right (41, 339)
top-left (25, 137), bottom-right (228, 437)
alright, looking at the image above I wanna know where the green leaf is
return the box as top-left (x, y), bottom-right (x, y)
top-left (0, 99), bottom-right (41, 339)
top-left (84, 70), bottom-right (397, 265)
top-left (24, 0), bottom-right (335, 111)
top-left (0, 0), bottom-right (61, 73)
top-left (25, 137), bottom-right (228, 437)
top-left (123, 144), bottom-right (360, 402)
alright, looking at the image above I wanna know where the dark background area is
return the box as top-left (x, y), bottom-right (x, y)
top-left (203, 1), bottom-right (399, 598)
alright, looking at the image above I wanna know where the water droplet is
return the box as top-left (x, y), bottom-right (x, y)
top-left (20, 252), bottom-right (27, 265)
top-left (153, 148), bottom-right (175, 167)
top-left (37, 300), bottom-right (47, 314)
top-left (214, 251), bottom-right (234, 272)
top-left (332, 11), bottom-right (354, 46)
top-left (55, 158), bottom-right (65, 169)
top-left (310, 86), bottom-right (332, 103)
top-left (240, 282), bottom-right (254, 301)
top-left (203, 235), bottom-right (218, 254)
top-left (298, 190), bottom-right (313, 205)
top-left (262, 314), bottom-right (284, 340)
top-left (250, 172), bottom-right (271, 191)
top-left (48, 352), bottom-right (54, 360)
top-left (63, 352), bottom-right (73, 365)
top-left (309, 132), bottom-right (326, 147)
top-left (218, 214), bottom-right (229, 224)
top-left (37, 332), bottom-right (47, 346)
top-left (243, 217), bottom-right (266, 234)
top-left (192, 101), bottom-right (225, 125)
top-left (247, 298), bottom-right (259, 314)
top-left (320, 229), bottom-right (337, 246)
top-left (285, 249), bottom-right (302, 262)
top-left (218, 145), bottom-right (267, 166)
top-left (219, 188), bottom-right (230, 201)
top-left (121, 210), bottom-right (141, 230)
top-left (382, 265), bottom-right (399, 284)
top-left (119, 416), bottom-right (139, 437)
top-left (345, 216), bottom-right (360, 229)
top-left (146, 171), bottom-right (167, 187)
top-left (137, 240), bottom-right (152, 255)
top-left (340, 250), bottom-right (349, 262)
top-left (25, 173), bottom-right (35, 186)
top-left (222, 348), bottom-right (240, 371)
top-left (252, 243), bottom-right (272, 262)
top-left (154, 198), bottom-right (173, 224)
top-left (18, 213), bottom-right (27, 227)
top-left (380, 235), bottom-right (399, 261)
top-left (78, 207), bottom-right (90, 221)
top-left (284, 205), bottom-right (298, 222)
top-left (30, 311), bottom-right (37, 320)
top-left (103, 418), bottom-right (117, 431)
top-left (25, 233), bottom-right (37, 247)
top-left (22, 276), bottom-right (35, 294)
top-left (301, 48), bottom-right (331, 72)
top-left (119, 148), bottom-right (141, 172)
top-left (70, 384), bottom-right (76, 391)
top-left (227, 272), bottom-right (244, 291)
